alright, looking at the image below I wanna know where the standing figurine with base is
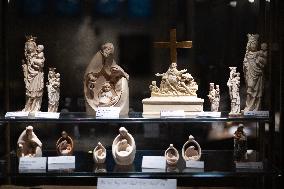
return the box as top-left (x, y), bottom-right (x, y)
top-left (207, 83), bottom-right (220, 112)
top-left (227, 67), bottom-right (241, 116)
top-left (22, 36), bottom-right (45, 113)
top-left (46, 68), bottom-right (60, 112)
top-left (233, 124), bottom-right (247, 162)
top-left (243, 34), bottom-right (268, 111)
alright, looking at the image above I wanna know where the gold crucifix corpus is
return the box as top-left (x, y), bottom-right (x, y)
top-left (154, 28), bottom-right (192, 63)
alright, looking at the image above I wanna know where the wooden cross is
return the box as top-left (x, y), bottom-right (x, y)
top-left (154, 29), bottom-right (192, 63)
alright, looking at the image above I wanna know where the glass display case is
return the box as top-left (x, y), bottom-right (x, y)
top-left (0, 0), bottom-right (282, 188)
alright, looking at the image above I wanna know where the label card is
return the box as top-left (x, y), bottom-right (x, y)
top-left (96, 107), bottom-right (120, 118)
top-left (48, 156), bottom-right (75, 170)
top-left (186, 160), bottom-right (204, 169)
top-left (235, 162), bottom-right (263, 169)
top-left (142, 156), bottom-right (166, 169)
top-left (34, 112), bottom-right (60, 119)
top-left (243, 111), bottom-right (269, 117)
top-left (97, 178), bottom-right (177, 189)
top-left (5, 111), bottom-right (29, 118)
top-left (19, 157), bottom-right (46, 173)
top-left (160, 110), bottom-right (185, 118)
top-left (197, 112), bottom-right (221, 117)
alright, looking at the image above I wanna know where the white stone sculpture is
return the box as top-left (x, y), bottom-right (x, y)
top-left (93, 142), bottom-right (106, 164)
top-left (112, 127), bottom-right (136, 165)
top-left (243, 34), bottom-right (268, 111)
top-left (46, 68), bottom-right (60, 112)
top-left (207, 83), bottom-right (220, 112)
top-left (165, 144), bottom-right (179, 166)
top-left (227, 67), bottom-right (241, 116)
top-left (17, 126), bottom-right (42, 158)
top-left (84, 42), bottom-right (129, 115)
top-left (182, 135), bottom-right (201, 161)
top-left (142, 62), bottom-right (204, 116)
top-left (22, 35), bottom-right (45, 112)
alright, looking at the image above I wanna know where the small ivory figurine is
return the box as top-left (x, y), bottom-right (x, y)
top-left (46, 68), bottom-right (60, 112)
top-left (227, 67), bottom-right (241, 116)
top-left (207, 83), bottom-right (220, 112)
top-left (112, 127), bottom-right (136, 165)
top-left (243, 34), bottom-right (268, 111)
top-left (22, 35), bottom-right (45, 112)
top-left (233, 124), bottom-right (247, 161)
top-left (56, 131), bottom-right (74, 156)
top-left (93, 142), bottom-right (106, 164)
top-left (17, 126), bottom-right (42, 158)
top-left (84, 42), bottom-right (129, 115)
top-left (165, 144), bottom-right (179, 166)
top-left (182, 135), bottom-right (201, 161)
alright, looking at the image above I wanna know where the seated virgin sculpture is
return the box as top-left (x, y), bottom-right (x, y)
top-left (56, 131), bottom-right (74, 156)
top-left (112, 127), bottom-right (136, 165)
top-left (17, 126), bottom-right (42, 158)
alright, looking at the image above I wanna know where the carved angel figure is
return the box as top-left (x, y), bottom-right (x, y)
top-left (56, 131), bottom-right (74, 156)
top-left (46, 68), bottom-right (60, 112)
top-left (165, 144), bottom-right (179, 166)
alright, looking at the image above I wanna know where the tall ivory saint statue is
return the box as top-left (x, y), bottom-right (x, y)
top-left (84, 43), bottom-right (129, 115)
top-left (22, 35), bottom-right (45, 112)
top-left (243, 34), bottom-right (268, 111)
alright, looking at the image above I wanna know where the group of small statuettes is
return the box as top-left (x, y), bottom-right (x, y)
top-left (17, 126), bottom-right (207, 166)
top-left (20, 33), bottom-right (267, 117)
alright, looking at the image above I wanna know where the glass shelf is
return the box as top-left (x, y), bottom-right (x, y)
top-left (1, 112), bottom-right (270, 124)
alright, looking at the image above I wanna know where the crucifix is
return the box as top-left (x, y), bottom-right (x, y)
top-left (154, 28), bottom-right (192, 63)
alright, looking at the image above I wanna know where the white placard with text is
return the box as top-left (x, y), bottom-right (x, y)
top-left (243, 111), bottom-right (269, 117)
top-left (186, 160), bottom-right (204, 169)
top-left (160, 110), bottom-right (185, 118)
top-left (19, 157), bottom-right (46, 173)
top-left (96, 107), bottom-right (120, 118)
top-left (235, 162), bottom-right (263, 169)
top-left (142, 156), bottom-right (166, 169)
top-left (197, 112), bottom-right (221, 117)
top-left (35, 112), bottom-right (60, 119)
top-left (97, 178), bottom-right (177, 189)
top-left (5, 111), bottom-right (29, 118)
top-left (48, 156), bottom-right (75, 170)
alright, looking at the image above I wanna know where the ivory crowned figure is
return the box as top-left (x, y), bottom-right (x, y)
top-left (182, 135), bottom-right (201, 161)
top-left (93, 142), bottom-right (106, 164)
top-left (112, 127), bottom-right (136, 165)
top-left (227, 67), bottom-right (241, 116)
top-left (165, 144), bottom-right (179, 166)
top-left (17, 126), bottom-right (42, 158)
top-left (243, 34), bottom-right (268, 111)
top-left (22, 36), bottom-right (45, 112)
top-left (46, 68), bottom-right (60, 112)
top-left (84, 43), bottom-right (129, 115)
top-left (207, 83), bottom-right (220, 112)
top-left (56, 131), bottom-right (74, 156)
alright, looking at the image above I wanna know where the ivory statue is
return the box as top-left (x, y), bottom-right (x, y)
top-left (84, 42), bottom-right (129, 115)
top-left (17, 126), bottom-right (42, 158)
top-left (46, 68), bottom-right (60, 112)
top-left (22, 35), bottom-right (45, 112)
top-left (165, 144), bottom-right (179, 166)
top-left (243, 34), bottom-right (268, 111)
top-left (234, 124), bottom-right (247, 162)
top-left (93, 142), bottom-right (106, 164)
top-left (207, 83), bottom-right (220, 112)
top-left (112, 127), bottom-right (136, 165)
top-left (227, 67), bottom-right (241, 116)
top-left (56, 131), bottom-right (74, 156)
top-left (182, 135), bottom-right (201, 161)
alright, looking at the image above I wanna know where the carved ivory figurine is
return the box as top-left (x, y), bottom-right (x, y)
top-left (207, 83), bottom-right (220, 112)
top-left (84, 42), bottom-right (129, 115)
top-left (56, 131), bottom-right (74, 156)
top-left (17, 126), bottom-right (42, 158)
top-left (22, 35), bottom-right (45, 112)
top-left (93, 142), bottom-right (106, 164)
top-left (112, 127), bottom-right (136, 165)
top-left (243, 34), bottom-right (268, 111)
top-left (46, 68), bottom-right (60, 112)
top-left (233, 124), bottom-right (247, 162)
top-left (227, 67), bottom-right (241, 116)
top-left (182, 135), bottom-right (201, 161)
top-left (165, 144), bottom-right (179, 166)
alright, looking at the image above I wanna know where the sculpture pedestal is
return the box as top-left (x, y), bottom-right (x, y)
top-left (142, 96), bottom-right (204, 117)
